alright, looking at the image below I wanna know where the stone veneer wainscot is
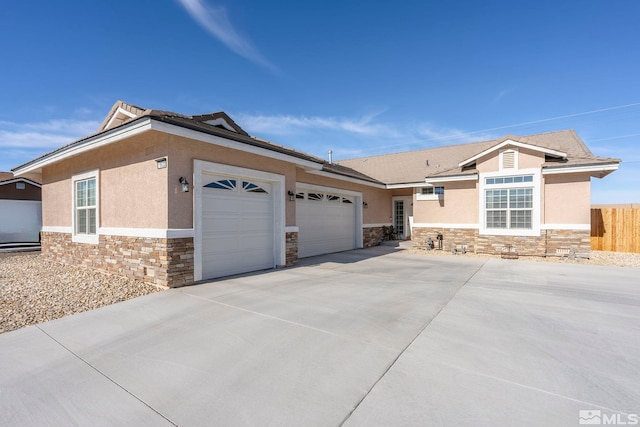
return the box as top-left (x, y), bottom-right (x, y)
top-left (41, 232), bottom-right (194, 288)
top-left (412, 227), bottom-right (590, 257)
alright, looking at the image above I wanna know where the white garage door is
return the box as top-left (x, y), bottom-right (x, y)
top-left (0, 200), bottom-right (42, 244)
top-left (296, 189), bottom-right (357, 258)
top-left (201, 174), bottom-right (274, 279)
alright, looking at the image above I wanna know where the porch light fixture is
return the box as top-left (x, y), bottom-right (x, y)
top-left (288, 190), bottom-right (295, 201)
top-left (363, 201), bottom-right (368, 208)
top-left (156, 157), bottom-right (167, 169)
top-left (179, 177), bottom-right (190, 193)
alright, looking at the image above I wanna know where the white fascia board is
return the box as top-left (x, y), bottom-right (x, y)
top-left (425, 174), bottom-right (478, 184)
top-left (13, 118), bottom-right (154, 175)
top-left (151, 121), bottom-right (323, 171)
top-left (104, 106), bottom-right (138, 130)
top-left (0, 178), bottom-right (42, 188)
top-left (459, 140), bottom-right (567, 167)
top-left (542, 163), bottom-right (619, 175)
top-left (203, 118), bottom-right (236, 133)
top-left (305, 169), bottom-right (386, 188)
top-left (385, 182), bottom-right (430, 189)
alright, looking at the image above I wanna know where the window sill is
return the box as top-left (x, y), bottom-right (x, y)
top-left (416, 194), bottom-right (443, 201)
top-left (479, 228), bottom-right (540, 237)
top-left (72, 234), bottom-right (99, 244)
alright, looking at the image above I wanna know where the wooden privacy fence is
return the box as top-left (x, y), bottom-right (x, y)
top-left (591, 205), bottom-right (640, 253)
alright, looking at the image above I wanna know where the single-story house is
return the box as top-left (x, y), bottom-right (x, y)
top-left (0, 172), bottom-right (42, 244)
top-left (12, 101), bottom-right (620, 287)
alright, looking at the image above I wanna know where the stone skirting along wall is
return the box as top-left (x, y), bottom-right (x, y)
top-left (412, 227), bottom-right (590, 257)
top-left (285, 231), bottom-right (298, 266)
top-left (41, 232), bottom-right (194, 288)
top-left (363, 226), bottom-right (385, 248)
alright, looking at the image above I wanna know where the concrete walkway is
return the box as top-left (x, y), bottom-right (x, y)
top-left (1, 247), bottom-right (639, 426)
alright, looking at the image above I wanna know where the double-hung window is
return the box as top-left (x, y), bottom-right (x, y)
top-left (73, 171), bottom-right (99, 243)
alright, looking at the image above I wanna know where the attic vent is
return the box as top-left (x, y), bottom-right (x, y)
top-left (501, 150), bottom-right (516, 170)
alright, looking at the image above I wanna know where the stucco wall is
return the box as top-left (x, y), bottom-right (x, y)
top-left (413, 181), bottom-right (478, 224)
top-left (544, 173), bottom-right (591, 224)
top-left (295, 169), bottom-right (391, 224)
top-left (41, 131), bottom-right (169, 228)
top-left (475, 146), bottom-right (544, 173)
top-left (167, 135), bottom-right (298, 228)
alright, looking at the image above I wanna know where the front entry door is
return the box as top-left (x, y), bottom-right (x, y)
top-left (393, 197), bottom-right (413, 239)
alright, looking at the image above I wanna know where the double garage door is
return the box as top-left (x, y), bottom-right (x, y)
top-left (296, 188), bottom-right (357, 258)
top-left (199, 166), bottom-right (359, 280)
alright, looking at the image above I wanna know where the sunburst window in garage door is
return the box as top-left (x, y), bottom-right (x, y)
top-left (201, 176), bottom-right (274, 279)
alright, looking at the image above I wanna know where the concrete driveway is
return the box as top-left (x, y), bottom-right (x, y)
top-left (1, 246), bottom-right (639, 426)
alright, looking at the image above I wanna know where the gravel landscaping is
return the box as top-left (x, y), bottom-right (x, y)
top-left (0, 252), bottom-right (163, 334)
top-left (2, 248), bottom-right (639, 335)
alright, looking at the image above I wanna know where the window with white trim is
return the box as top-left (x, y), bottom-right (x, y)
top-left (484, 174), bottom-right (534, 230)
top-left (417, 186), bottom-right (444, 200)
top-left (73, 171), bottom-right (99, 244)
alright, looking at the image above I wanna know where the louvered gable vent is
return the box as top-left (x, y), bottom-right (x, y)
top-left (502, 150), bottom-right (515, 169)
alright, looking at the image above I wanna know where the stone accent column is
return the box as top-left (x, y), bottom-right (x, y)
top-left (285, 231), bottom-right (298, 266)
top-left (363, 226), bottom-right (384, 247)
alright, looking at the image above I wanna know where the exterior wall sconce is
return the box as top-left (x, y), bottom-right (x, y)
top-left (363, 201), bottom-right (368, 208)
top-left (156, 158), bottom-right (167, 169)
top-left (179, 177), bottom-right (190, 193)
top-left (288, 190), bottom-right (295, 201)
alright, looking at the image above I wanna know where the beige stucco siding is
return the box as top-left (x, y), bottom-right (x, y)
top-left (476, 146), bottom-right (544, 173)
top-left (41, 131), bottom-right (169, 228)
top-left (544, 173), bottom-right (591, 224)
top-left (167, 135), bottom-right (298, 228)
top-left (42, 176), bottom-right (71, 227)
top-left (413, 181), bottom-right (478, 224)
top-left (295, 170), bottom-right (391, 224)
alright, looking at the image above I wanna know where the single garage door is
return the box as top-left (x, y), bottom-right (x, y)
top-left (296, 189), bottom-right (357, 258)
top-left (201, 174), bottom-right (274, 279)
top-left (0, 200), bottom-right (42, 244)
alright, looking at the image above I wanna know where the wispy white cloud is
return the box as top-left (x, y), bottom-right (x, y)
top-left (0, 118), bottom-right (101, 171)
top-left (234, 111), bottom-right (402, 138)
top-left (233, 111), bottom-right (497, 160)
top-left (0, 119), bottom-right (100, 149)
top-left (176, 0), bottom-right (276, 73)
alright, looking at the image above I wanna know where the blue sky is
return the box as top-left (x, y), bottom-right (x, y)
top-left (1, 0), bottom-right (639, 203)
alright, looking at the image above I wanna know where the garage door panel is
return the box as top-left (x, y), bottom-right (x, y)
top-left (201, 174), bottom-right (275, 280)
top-left (296, 190), bottom-right (357, 258)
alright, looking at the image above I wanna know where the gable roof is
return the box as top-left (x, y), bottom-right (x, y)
top-left (337, 130), bottom-right (620, 185)
top-left (12, 101), bottom-right (383, 186)
top-left (0, 171), bottom-right (41, 187)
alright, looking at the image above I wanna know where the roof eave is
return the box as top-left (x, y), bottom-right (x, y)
top-left (542, 162), bottom-right (620, 178)
top-left (425, 173), bottom-right (479, 183)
